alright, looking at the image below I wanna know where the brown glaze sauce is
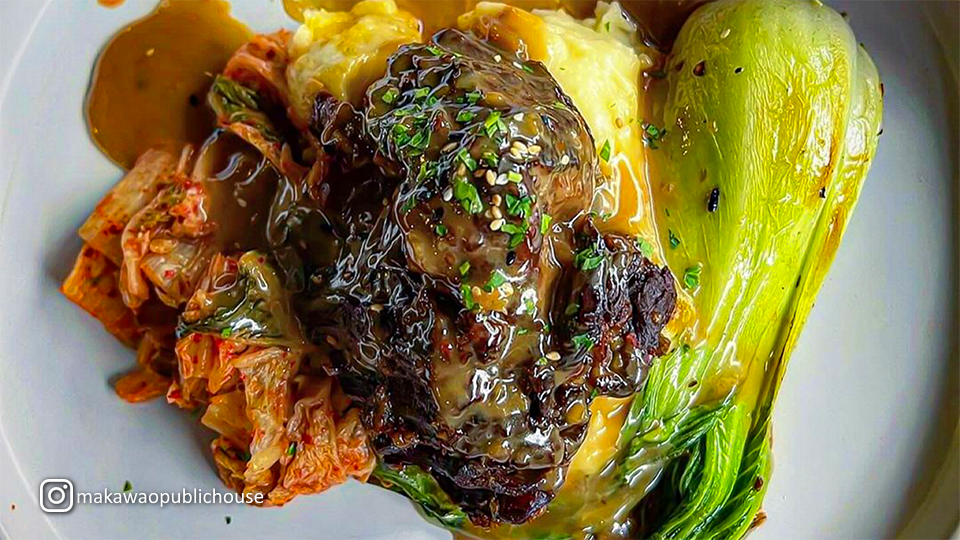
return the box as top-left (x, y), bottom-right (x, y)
top-left (86, 1), bottom-right (702, 539)
top-left (86, 0), bottom-right (251, 169)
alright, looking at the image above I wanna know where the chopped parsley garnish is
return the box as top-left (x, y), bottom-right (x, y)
top-left (412, 87), bottom-right (431, 101)
top-left (482, 152), bottom-right (499, 168)
top-left (574, 246), bottom-right (604, 271)
top-left (505, 194), bottom-right (533, 219)
top-left (536, 356), bottom-right (549, 366)
top-left (484, 111), bottom-right (506, 138)
top-left (391, 123), bottom-right (411, 146)
top-left (506, 171), bottom-right (522, 183)
top-left (221, 328), bottom-right (232, 338)
top-left (520, 63), bottom-right (535, 74)
top-left (459, 261), bottom-right (471, 276)
top-left (425, 45), bottom-right (444, 56)
top-left (400, 196), bottom-right (417, 213)
top-left (668, 230), bottom-right (681, 249)
top-left (552, 100), bottom-right (567, 110)
top-left (453, 178), bottom-right (483, 214)
top-left (457, 148), bottom-right (478, 171)
top-left (456, 110), bottom-right (476, 123)
top-left (599, 140), bottom-right (612, 162)
top-left (465, 91), bottom-right (483, 104)
top-left (123, 481), bottom-right (132, 492)
top-left (637, 237), bottom-right (655, 258)
top-left (589, 388), bottom-right (599, 400)
top-left (500, 222), bottom-right (527, 248)
top-left (565, 302), bottom-right (580, 316)
top-left (435, 224), bottom-right (448, 236)
top-left (604, 21), bottom-right (612, 32)
top-left (540, 213), bottom-right (553, 235)
top-left (572, 333), bottom-right (595, 352)
top-left (460, 284), bottom-right (477, 310)
top-left (416, 161), bottom-right (437, 183)
top-left (381, 88), bottom-right (398, 104)
top-left (683, 265), bottom-right (702, 289)
top-left (642, 122), bottom-right (666, 149)
top-left (407, 129), bottom-right (430, 154)
top-left (484, 270), bottom-right (507, 292)
top-left (517, 327), bottom-right (530, 335)
top-left (286, 442), bottom-right (296, 456)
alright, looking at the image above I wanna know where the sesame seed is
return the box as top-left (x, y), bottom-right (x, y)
top-left (492, 207), bottom-right (503, 219)
top-left (472, 286), bottom-right (483, 297)
top-left (492, 194), bottom-right (502, 205)
top-left (484, 209), bottom-right (493, 219)
top-left (512, 140), bottom-right (528, 153)
top-left (457, 164), bottom-right (467, 176)
top-left (485, 170), bottom-right (497, 186)
top-left (442, 187), bottom-right (453, 201)
top-left (527, 144), bottom-right (541, 155)
top-left (560, 155), bottom-right (570, 165)
top-left (496, 174), bottom-right (509, 185)
top-left (493, 54), bottom-right (502, 62)
top-left (510, 147), bottom-right (522, 159)
top-left (615, 118), bottom-right (624, 128)
top-left (326, 335), bottom-right (339, 347)
top-left (490, 219), bottom-right (505, 231)
top-left (441, 142), bottom-right (458, 153)
top-left (370, 304), bottom-right (384, 312)
top-left (474, 168), bottom-right (485, 178)
top-left (501, 283), bottom-right (514, 295)
top-left (545, 351), bottom-right (560, 361)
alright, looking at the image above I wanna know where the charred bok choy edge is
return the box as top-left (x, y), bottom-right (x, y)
top-left (382, 0), bottom-right (883, 538)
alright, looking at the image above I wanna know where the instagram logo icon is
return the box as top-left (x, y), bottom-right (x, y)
top-left (40, 479), bottom-right (74, 513)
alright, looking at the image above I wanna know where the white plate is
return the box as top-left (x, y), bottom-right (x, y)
top-left (0, 1), bottom-right (956, 539)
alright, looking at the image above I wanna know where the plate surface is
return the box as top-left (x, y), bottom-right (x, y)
top-left (1, 1), bottom-right (956, 539)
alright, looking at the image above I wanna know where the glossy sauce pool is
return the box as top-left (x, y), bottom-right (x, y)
top-left (87, 0), bottom-right (251, 169)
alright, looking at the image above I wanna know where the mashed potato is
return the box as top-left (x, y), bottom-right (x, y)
top-left (459, 2), bottom-right (659, 245)
top-left (286, 0), bottom-right (421, 121)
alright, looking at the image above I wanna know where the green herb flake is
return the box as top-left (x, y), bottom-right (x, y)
top-left (220, 328), bottom-right (232, 338)
top-left (456, 110), bottom-right (476, 123)
top-left (589, 388), bottom-right (599, 400)
top-left (574, 246), bottom-right (604, 271)
top-left (540, 214), bottom-right (553, 235)
top-left (482, 152), bottom-right (499, 168)
top-left (425, 45), bottom-right (444, 56)
top-left (520, 63), bottom-right (535, 74)
top-left (412, 87), bottom-right (431, 101)
top-left (484, 270), bottom-right (507, 292)
top-left (381, 88), bottom-right (399, 104)
top-left (453, 178), bottom-right (483, 214)
top-left (507, 171), bottom-right (522, 183)
top-left (536, 356), bottom-right (549, 366)
top-left (564, 302), bottom-right (580, 316)
top-left (460, 284), bottom-right (477, 310)
top-left (572, 333), bottom-right (595, 352)
top-left (286, 442), bottom-right (296, 456)
top-left (123, 481), bottom-right (132, 492)
top-left (505, 194), bottom-right (533, 219)
top-left (483, 111), bottom-right (506, 138)
top-left (459, 261), bottom-right (471, 276)
top-left (604, 21), bottom-right (612, 32)
top-left (683, 265), bottom-right (702, 289)
top-left (552, 100), bottom-right (568, 110)
top-left (668, 230), bottom-right (681, 249)
top-left (637, 237), bottom-right (655, 258)
top-left (599, 139), bottom-right (612, 162)
top-left (457, 148), bottom-right (478, 171)
top-left (465, 91), bottom-right (483, 104)
top-left (435, 224), bottom-right (448, 236)
top-left (517, 327), bottom-right (530, 336)
top-left (401, 195), bottom-right (418, 213)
